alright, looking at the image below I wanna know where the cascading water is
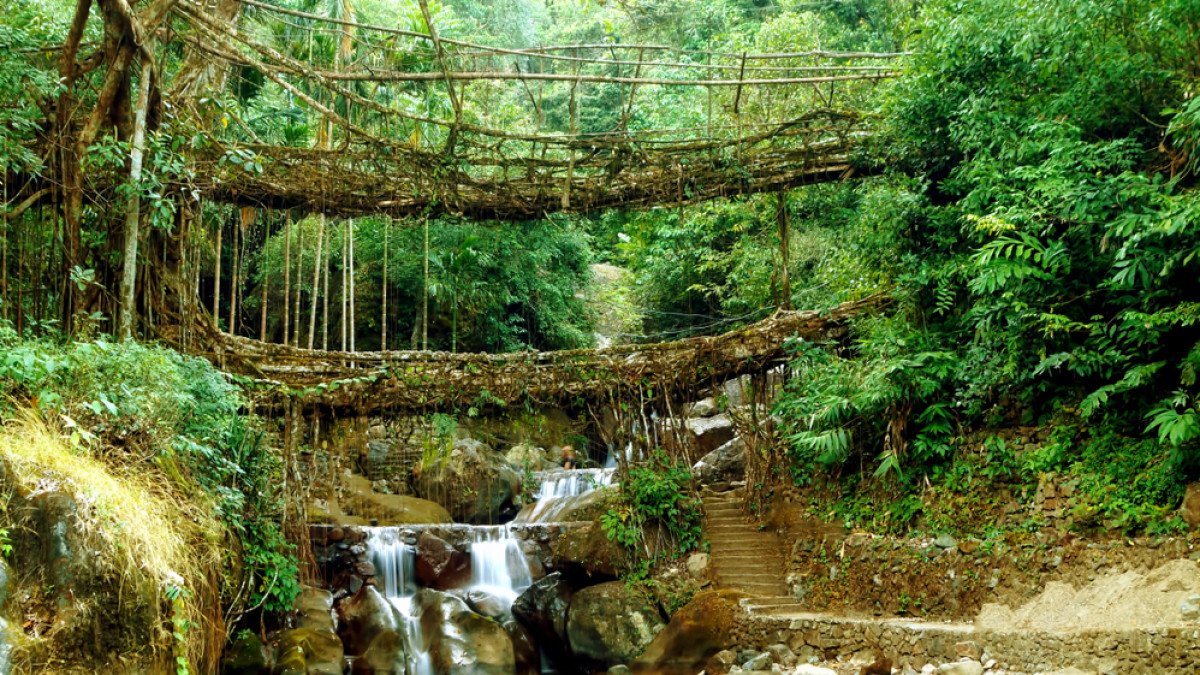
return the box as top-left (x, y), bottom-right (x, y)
top-left (364, 528), bottom-right (433, 675)
top-left (468, 525), bottom-right (534, 604)
top-left (516, 467), bottom-right (616, 523)
top-left (363, 524), bottom-right (535, 673)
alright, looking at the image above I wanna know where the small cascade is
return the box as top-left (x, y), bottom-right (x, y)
top-left (468, 525), bottom-right (534, 603)
top-left (363, 528), bottom-right (433, 675)
top-left (516, 467), bottom-right (615, 523)
top-left (362, 525), bottom-right (535, 672)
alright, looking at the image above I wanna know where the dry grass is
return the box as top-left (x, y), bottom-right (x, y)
top-left (0, 412), bottom-right (226, 672)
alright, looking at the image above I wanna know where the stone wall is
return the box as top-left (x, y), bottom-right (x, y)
top-left (732, 612), bottom-right (1200, 673)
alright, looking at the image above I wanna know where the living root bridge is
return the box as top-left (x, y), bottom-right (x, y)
top-left (211, 296), bottom-right (886, 414)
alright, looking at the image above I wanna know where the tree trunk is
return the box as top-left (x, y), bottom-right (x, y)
top-left (348, 218), bottom-right (356, 352)
top-left (307, 214), bottom-right (324, 349)
top-left (341, 222), bottom-right (347, 351)
top-left (212, 215), bottom-right (222, 328)
top-left (282, 214), bottom-right (291, 344)
top-left (293, 218), bottom-right (304, 347)
top-left (119, 53), bottom-right (153, 341)
top-left (776, 190), bottom-right (791, 311)
top-left (322, 224), bottom-right (330, 350)
top-left (259, 216), bottom-right (270, 341)
top-left (381, 218), bottom-right (388, 351)
top-left (422, 216), bottom-right (429, 351)
top-left (227, 209), bottom-right (240, 336)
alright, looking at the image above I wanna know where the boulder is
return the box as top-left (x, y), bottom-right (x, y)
top-left (685, 414), bottom-right (735, 455)
top-left (512, 572), bottom-right (574, 668)
top-left (294, 586), bottom-right (336, 633)
top-left (765, 643), bottom-right (796, 667)
top-left (743, 652), bottom-right (771, 669)
top-left (506, 444), bottom-right (549, 471)
top-left (414, 589), bottom-right (516, 674)
top-left (221, 631), bottom-right (271, 675)
top-left (691, 438), bottom-right (745, 484)
top-left (415, 531), bottom-right (472, 590)
top-left (274, 628), bottom-right (344, 675)
top-left (339, 474), bottom-right (452, 525)
top-left (351, 629), bottom-right (407, 674)
top-left (685, 553), bottom-right (710, 580)
top-left (464, 588), bottom-right (511, 621)
top-left (516, 485), bottom-right (615, 524)
top-left (503, 619), bottom-right (542, 675)
top-left (567, 581), bottom-right (666, 669)
top-left (336, 585), bottom-right (401, 657)
top-left (412, 438), bottom-right (521, 523)
top-left (632, 590), bottom-right (745, 675)
top-left (549, 522), bottom-right (625, 578)
top-left (1181, 482), bottom-right (1200, 527)
top-left (686, 398), bottom-right (718, 418)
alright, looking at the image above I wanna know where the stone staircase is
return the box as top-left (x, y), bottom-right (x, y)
top-left (702, 487), bottom-right (791, 598)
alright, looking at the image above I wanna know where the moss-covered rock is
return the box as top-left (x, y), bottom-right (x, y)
top-left (566, 581), bottom-right (666, 668)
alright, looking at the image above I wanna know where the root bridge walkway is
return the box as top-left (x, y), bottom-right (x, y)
top-left (203, 296), bottom-right (883, 413)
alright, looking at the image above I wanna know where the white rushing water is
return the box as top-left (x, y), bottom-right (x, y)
top-left (516, 467), bottom-right (616, 523)
top-left (468, 525), bottom-right (534, 604)
top-left (364, 524), bottom-right (535, 673)
top-left (365, 528), bottom-right (433, 675)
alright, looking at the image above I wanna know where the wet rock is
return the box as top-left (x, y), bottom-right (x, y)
top-left (1182, 482), bottom-right (1200, 527)
top-left (567, 581), bottom-right (666, 668)
top-left (503, 619), bottom-right (541, 675)
top-left (222, 631), bottom-right (271, 675)
top-left (512, 572), bottom-right (574, 668)
top-left (692, 437), bottom-right (745, 484)
top-left (338, 475), bottom-right (452, 525)
top-left (936, 661), bottom-right (983, 675)
top-left (294, 587), bottom-right (336, 633)
top-left (274, 628), bottom-right (344, 675)
top-left (686, 414), bottom-right (735, 455)
top-left (517, 486), bottom-right (615, 524)
top-left (350, 629), bottom-right (406, 675)
top-left (412, 438), bottom-right (520, 523)
top-left (336, 584), bottom-right (401, 656)
top-left (608, 666), bottom-right (632, 675)
top-left (414, 531), bottom-right (472, 590)
top-left (414, 589), bottom-right (516, 674)
top-left (464, 588), bottom-right (511, 620)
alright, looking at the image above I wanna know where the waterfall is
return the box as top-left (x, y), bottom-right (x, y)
top-left (364, 528), bottom-right (432, 675)
top-left (468, 525), bottom-right (533, 604)
top-left (516, 468), bottom-right (615, 523)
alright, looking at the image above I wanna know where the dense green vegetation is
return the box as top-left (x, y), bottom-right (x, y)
top-left (0, 321), bottom-right (300, 621)
top-left (769, 0), bottom-right (1200, 533)
top-left (0, 1), bottom-right (1198, 656)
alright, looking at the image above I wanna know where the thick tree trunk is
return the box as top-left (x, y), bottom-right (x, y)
top-left (293, 218), bottom-right (304, 347)
top-left (381, 219), bottom-right (388, 351)
top-left (307, 214), bottom-right (324, 349)
top-left (282, 214), bottom-right (291, 344)
top-left (777, 190), bottom-right (791, 311)
top-left (348, 218), bottom-right (355, 352)
top-left (119, 53), bottom-right (153, 341)
top-left (212, 215), bottom-right (222, 327)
